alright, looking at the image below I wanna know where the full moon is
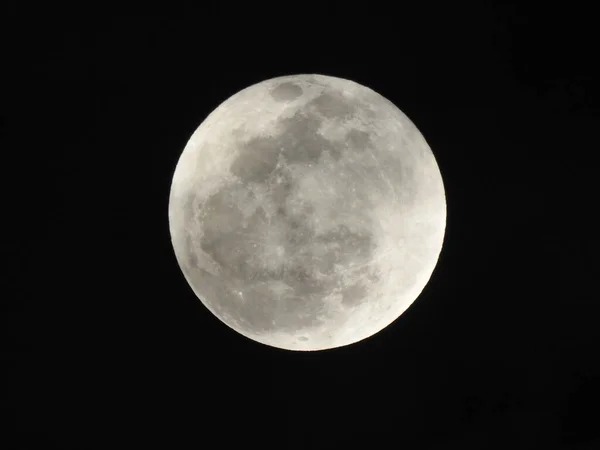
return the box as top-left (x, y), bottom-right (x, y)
top-left (168, 74), bottom-right (446, 351)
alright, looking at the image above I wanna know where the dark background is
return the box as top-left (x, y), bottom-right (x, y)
top-left (3, 4), bottom-right (599, 449)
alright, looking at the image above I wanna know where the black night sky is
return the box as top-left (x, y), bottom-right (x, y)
top-left (4, 5), bottom-right (599, 449)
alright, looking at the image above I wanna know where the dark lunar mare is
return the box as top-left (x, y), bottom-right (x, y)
top-left (181, 95), bottom-right (382, 336)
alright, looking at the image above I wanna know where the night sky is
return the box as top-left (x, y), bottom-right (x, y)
top-left (4, 5), bottom-right (599, 449)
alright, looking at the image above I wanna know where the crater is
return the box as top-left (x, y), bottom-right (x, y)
top-left (270, 82), bottom-right (304, 102)
top-left (310, 91), bottom-right (357, 119)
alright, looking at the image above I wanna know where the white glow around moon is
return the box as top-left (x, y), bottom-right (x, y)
top-left (168, 74), bottom-right (446, 351)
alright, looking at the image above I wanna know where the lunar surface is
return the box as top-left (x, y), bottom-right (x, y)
top-left (168, 74), bottom-right (446, 351)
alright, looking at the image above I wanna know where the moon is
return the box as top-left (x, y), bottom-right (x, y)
top-left (168, 74), bottom-right (446, 351)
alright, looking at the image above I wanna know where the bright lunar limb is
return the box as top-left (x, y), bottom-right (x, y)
top-left (168, 74), bottom-right (446, 351)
